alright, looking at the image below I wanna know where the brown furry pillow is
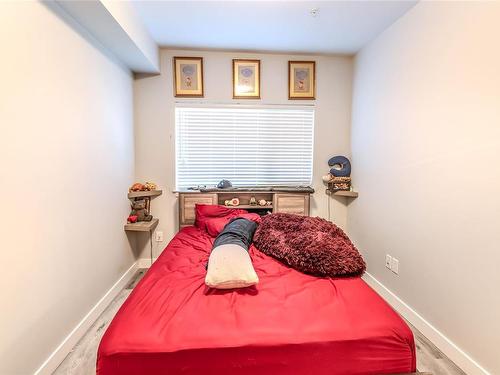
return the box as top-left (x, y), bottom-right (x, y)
top-left (253, 213), bottom-right (366, 278)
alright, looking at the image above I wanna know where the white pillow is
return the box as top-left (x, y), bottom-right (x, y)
top-left (205, 244), bottom-right (259, 289)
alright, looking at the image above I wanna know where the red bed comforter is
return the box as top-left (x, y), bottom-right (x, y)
top-left (97, 227), bottom-right (416, 375)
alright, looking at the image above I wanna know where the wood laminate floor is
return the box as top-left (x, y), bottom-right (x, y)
top-left (54, 269), bottom-right (466, 375)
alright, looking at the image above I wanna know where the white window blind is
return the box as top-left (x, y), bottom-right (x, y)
top-left (175, 105), bottom-right (314, 189)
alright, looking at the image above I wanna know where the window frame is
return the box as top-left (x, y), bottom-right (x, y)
top-left (174, 103), bottom-right (315, 190)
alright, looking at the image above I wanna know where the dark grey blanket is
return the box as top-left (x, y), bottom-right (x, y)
top-left (213, 218), bottom-right (258, 251)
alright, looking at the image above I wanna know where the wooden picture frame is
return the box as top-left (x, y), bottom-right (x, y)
top-left (174, 57), bottom-right (204, 97)
top-left (233, 59), bottom-right (260, 99)
top-left (288, 61), bottom-right (315, 100)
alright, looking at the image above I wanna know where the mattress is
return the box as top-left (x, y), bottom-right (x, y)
top-left (97, 226), bottom-right (416, 375)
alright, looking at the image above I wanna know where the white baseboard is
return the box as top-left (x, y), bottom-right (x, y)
top-left (137, 257), bottom-right (157, 268)
top-left (34, 262), bottom-right (138, 375)
top-left (362, 272), bottom-right (490, 375)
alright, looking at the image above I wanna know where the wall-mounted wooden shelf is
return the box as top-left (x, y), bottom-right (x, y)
top-left (124, 218), bottom-right (159, 232)
top-left (332, 190), bottom-right (359, 198)
top-left (226, 205), bottom-right (273, 209)
top-left (127, 190), bottom-right (162, 199)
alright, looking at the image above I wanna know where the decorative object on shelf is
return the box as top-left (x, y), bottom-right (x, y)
top-left (128, 199), bottom-right (153, 223)
top-left (328, 176), bottom-right (351, 192)
top-left (328, 155), bottom-right (351, 177)
top-left (324, 156), bottom-right (357, 196)
top-left (129, 181), bottom-right (159, 192)
top-left (249, 197), bottom-right (257, 206)
top-left (129, 182), bottom-right (146, 192)
top-left (144, 181), bottom-right (157, 191)
top-left (233, 59), bottom-right (260, 99)
top-left (266, 200), bottom-right (272, 206)
top-left (224, 198), bottom-right (240, 206)
top-left (188, 185), bottom-right (207, 191)
top-left (288, 61), bottom-right (316, 100)
top-left (173, 57), bottom-right (204, 97)
top-left (258, 199), bottom-right (267, 206)
top-left (217, 179), bottom-right (233, 189)
top-left (322, 173), bottom-right (334, 183)
top-left (125, 185), bottom-right (162, 266)
top-left (126, 184), bottom-right (162, 225)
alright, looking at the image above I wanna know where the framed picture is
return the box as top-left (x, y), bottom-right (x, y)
top-left (174, 57), bottom-right (204, 97)
top-left (288, 61), bottom-right (316, 100)
top-left (233, 59), bottom-right (260, 99)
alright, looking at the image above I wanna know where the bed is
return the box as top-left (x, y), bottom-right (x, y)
top-left (97, 226), bottom-right (416, 375)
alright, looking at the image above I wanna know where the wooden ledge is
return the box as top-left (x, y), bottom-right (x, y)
top-left (124, 218), bottom-right (159, 232)
top-left (127, 190), bottom-right (162, 199)
top-left (332, 190), bottom-right (359, 198)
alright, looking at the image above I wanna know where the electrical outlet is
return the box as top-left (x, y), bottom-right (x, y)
top-left (391, 258), bottom-right (399, 274)
top-left (155, 231), bottom-right (164, 242)
top-left (385, 254), bottom-right (392, 269)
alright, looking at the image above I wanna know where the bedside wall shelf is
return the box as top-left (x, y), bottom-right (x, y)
top-left (124, 218), bottom-right (159, 266)
top-left (125, 189), bottom-right (161, 266)
top-left (127, 190), bottom-right (162, 199)
top-left (124, 218), bottom-right (159, 232)
top-left (332, 191), bottom-right (359, 198)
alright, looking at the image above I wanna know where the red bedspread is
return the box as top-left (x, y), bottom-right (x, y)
top-left (97, 227), bottom-right (416, 375)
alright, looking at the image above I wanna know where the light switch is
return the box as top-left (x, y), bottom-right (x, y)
top-left (391, 258), bottom-right (399, 274)
top-left (385, 254), bottom-right (392, 269)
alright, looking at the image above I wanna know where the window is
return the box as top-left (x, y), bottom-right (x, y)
top-left (175, 105), bottom-right (314, 189)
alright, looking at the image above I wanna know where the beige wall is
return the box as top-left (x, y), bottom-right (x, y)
top-left (0, 2), bottom-right (136, 374)
top-left (350, 2), bottom-right (500, 374)
top-left (134, 49), bottom-right (353, 258)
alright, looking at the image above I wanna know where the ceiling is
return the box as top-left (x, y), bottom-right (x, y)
top-left (132, 1), bottom-right (417, 55)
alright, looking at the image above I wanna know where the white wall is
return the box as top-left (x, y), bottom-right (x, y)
top-left (101, 0), bottom-right (159, 70)
top-left (350, 2), bottom-right (500, 374)
top-left (134, 49), bottom-right (353, 258)
top-left (55, 0), bottom-right (160, 73)
top-left (0, 2), bottom-right (136, 374)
